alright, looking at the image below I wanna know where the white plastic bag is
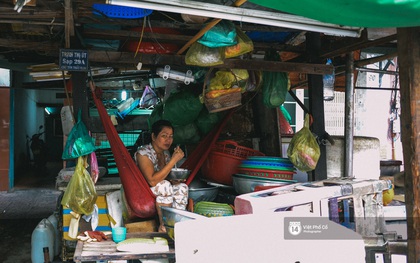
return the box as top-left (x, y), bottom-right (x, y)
top-left (140, 85), bottom-right (158, 108)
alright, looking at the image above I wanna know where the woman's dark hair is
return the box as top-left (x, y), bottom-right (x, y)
top-left (151, 119), bottom-right (174, 136)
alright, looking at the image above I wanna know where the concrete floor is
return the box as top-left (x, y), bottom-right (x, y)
top-left (0, 162), bottom-right (63, 263)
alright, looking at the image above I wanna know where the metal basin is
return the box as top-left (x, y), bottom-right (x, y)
top-left (232, 173), bottom-right (296, 194)
top-left (161, 206), bottom-right (206, 227)
top-left (161, 206), bottom-right (207, 239)
top-left (189, 185), bottom-right (219, 203)
top-left (188, 178), bottom-right (219, 203)
top-left (167, 168), bottom-right (191, 180)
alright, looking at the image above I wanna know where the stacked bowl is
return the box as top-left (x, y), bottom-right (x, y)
top-left (232, 156), bottom-right (297, 194)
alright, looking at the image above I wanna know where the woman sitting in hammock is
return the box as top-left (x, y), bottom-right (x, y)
top-left (134, 119), bottom-right (188, 232)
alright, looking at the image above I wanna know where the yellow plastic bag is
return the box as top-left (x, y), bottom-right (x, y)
top-left (225, 28), bottom-right (254, 59)
top-left (208, 69), bottom-right (249, 91)
top-left (287, 114), bottom-right (320, 172)
top-left (61, 156), bottom-right (97, 215)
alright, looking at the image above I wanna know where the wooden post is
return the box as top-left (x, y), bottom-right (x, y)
top-left (307, 32), bottom-right (327, 181)
top-left (397, 27), bottom-right (420, 262)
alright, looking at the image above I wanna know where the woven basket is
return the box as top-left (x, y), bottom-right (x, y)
top-left (204, 92), bottom-right (241, 113)
top-left (203, 68), bottom-right (242, 113)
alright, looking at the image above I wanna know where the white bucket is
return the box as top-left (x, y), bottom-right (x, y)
top-left (326, 136), bottom-right (380, 179)
top-left (31, 218), bottom-right (54, 263)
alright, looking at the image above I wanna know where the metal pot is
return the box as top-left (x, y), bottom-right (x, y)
top-left (188, 178), bottom-right (219, 203)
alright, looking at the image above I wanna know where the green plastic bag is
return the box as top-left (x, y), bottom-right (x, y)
top-left (162, 90), bottom-right (203, 126)
top-left (287, 114), bottom-right (320, 172)
top-left (198, 20), bottom-right (237, 48)
top-left (147, 102), bottom-right (164, 130)
top-left (61, 156), bottom-right (97, 215)
top-left (62, 110), bottom-right (96, 160)
top-left (262, 50), bottom-right (290, 108)
top-left (173, 123), bottom-right (201, 145)
top-left (195, 108), bottom-right (222, 136)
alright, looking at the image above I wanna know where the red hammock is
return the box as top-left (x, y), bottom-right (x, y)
top-left (90, 81), bottom-right (233, 219)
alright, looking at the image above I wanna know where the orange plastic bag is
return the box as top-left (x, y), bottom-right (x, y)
top-left (225, 27), bottom-right (254, 59)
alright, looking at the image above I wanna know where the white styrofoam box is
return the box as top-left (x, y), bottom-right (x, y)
top-left (175, 213), bottom-right (365, 263)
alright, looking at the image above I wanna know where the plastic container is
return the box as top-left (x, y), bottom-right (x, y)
top-left (92, 4), bottom-right (153, 19)
top-left (380, 159), bottom-right (402, 176)
top-left (112, 227), bottom-right (127, 243)
top-left (237, 167), bottom-right (295, 180)
top-left (201, 140), bottom-right (264, 186)
top-left (31, 218), bottom-right (54, 263)
top-left (193, 201), bottom-right (234, 217)
top-left (212, 140), bottom-right (264, 159)
top-left (47, 213), bottom-right (61, 257)
top-left (123, 27), bottom-right (180, 54)
top-left (323, 58), bottom-right (335, 101)
top-left (240, 160), bottom-right (295, 169)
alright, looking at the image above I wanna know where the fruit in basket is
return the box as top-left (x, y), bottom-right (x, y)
top-left (206, 87), bottom-right (241, 99)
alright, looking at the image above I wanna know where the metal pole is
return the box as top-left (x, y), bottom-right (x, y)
top-left (344, 52), bottom-right (354, 178)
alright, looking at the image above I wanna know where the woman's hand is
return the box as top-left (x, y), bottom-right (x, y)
top-left (172, 145), bottom-right (185, 163)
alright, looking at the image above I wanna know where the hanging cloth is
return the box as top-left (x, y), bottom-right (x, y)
top-left (89, 81), bottom-right (233, 219)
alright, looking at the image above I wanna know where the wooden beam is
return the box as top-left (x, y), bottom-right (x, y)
top-left (397, 27), bottom-right (420, 263)
top-left (0, 38), bottom-right (330, 74)
top-left (321, 34), bottom-right (397, 59)
top-left (88, 51), bottom-right (333, 74)
top-left (82, 28), bottom-right (304, 53)
top-left (354, 52), bottom-right (397, 67)
top-left (0, 38), bottom-right (60, 51)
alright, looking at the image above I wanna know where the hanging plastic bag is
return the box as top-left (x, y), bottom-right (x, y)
top-left (173, 123), bottom-right (201, 145)
top-left (195, 107), bottom-right (222, 136)
top-left (139, 85), bottom-right (158, 108)
top-left (90, 151), bottom-right (99, 184)
top-left (62, 110), bottom-right (96, 160)
top-left (147, 102), bottom-right (164, 130)
top-left (61, 156), bottom-right (98, 215)
top-left (198, 20), bottom-right (237, 48)
top-left (185, 42), bottom-right (225, 67)
top-left (162, 90), bottom-right (203, 126)
top-left (287, 114), bottom-right (320, 172)
top-left (225, 27), bottom-right (254, 58)
top-left (262, 50), bottom-right (290, 108)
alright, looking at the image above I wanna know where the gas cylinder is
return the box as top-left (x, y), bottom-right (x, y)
top-left (47, 213), bottom-right (61, 257)
top-left (31, 218), bottom-right (54, 263)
